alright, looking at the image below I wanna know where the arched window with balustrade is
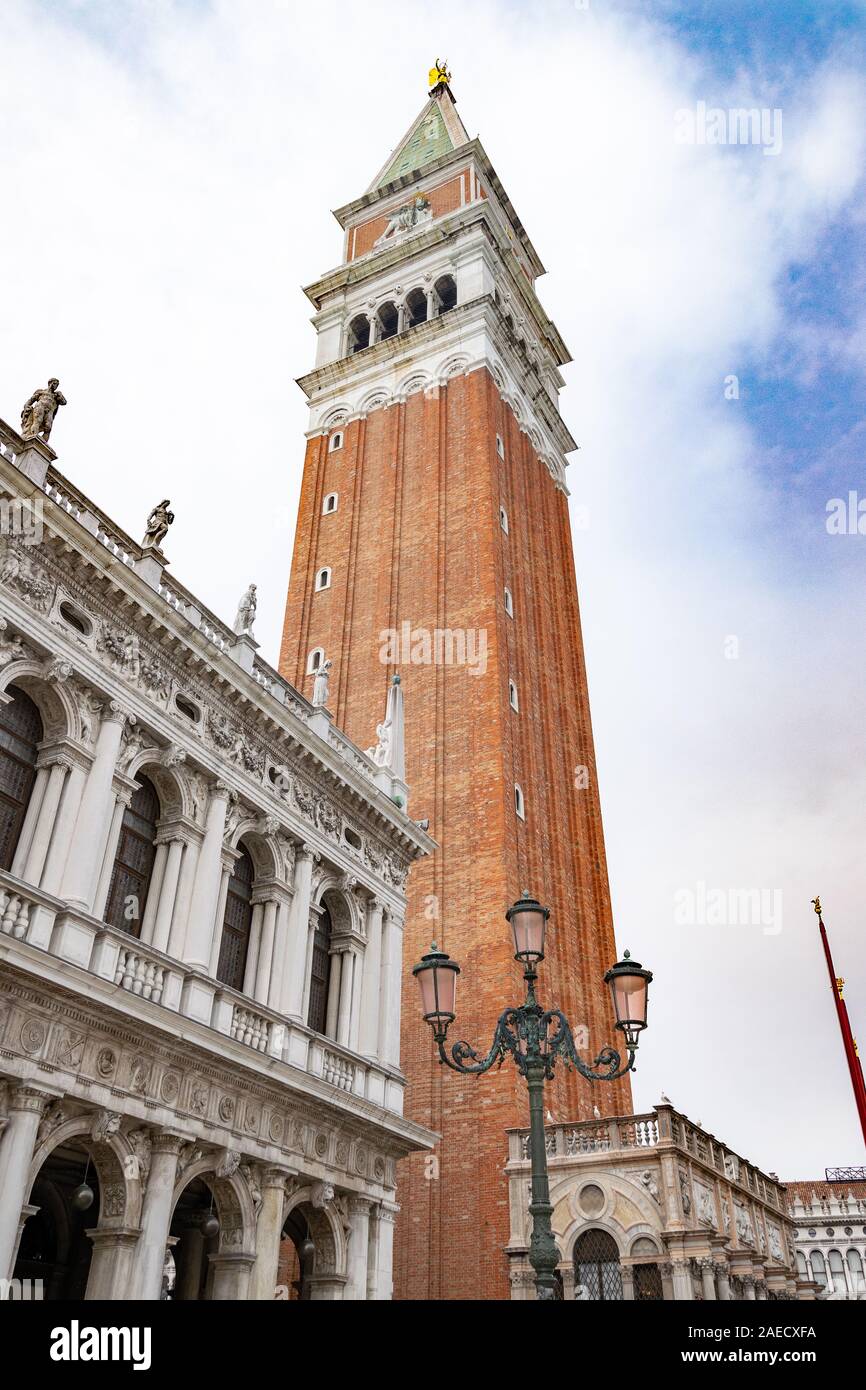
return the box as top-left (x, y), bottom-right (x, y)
top-left (573, 1229), bottom-right (623, 1301)
top-left (104, 774), bottom-right (159, 935)
top-left (217, 842), bottom-right (254, 992)
top-left (307, 903), bottom-right (333, 1036)
top-left (0, 685), bottom-right (43, 872)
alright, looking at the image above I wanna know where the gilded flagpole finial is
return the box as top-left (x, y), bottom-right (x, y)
top-left (811, 895), bottom-right (822, 918)
top-left (429, 59), bottom-right (451, 92)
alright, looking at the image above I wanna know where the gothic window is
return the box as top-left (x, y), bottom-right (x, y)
top-left (514, 783), bottom-right (525, 820)
top-left (573, 1229), bottom-right (623, 1301)
top-left (347, 315), bottom-right (371, 354)
top-left (434, 274), bottom-right (457, 314)
top-left (504, 586), bottom-right (514, 617)
top-left (307, 903), bottom-right (333, 1036)
top-left (406, 288), bottom-right (428, 327)
top-left (328, 432), bottom-right (344, 452)
top-left (499, 505), bottom-right (509, 534)
top-left (322, 492), bottom-right (339, 515)
top-left (376, 301), bottom-right (399, 341)
top-left (508, 679), bottom-right (519, 712)
top-left (315, 567), bottom-right (331, 592)
top-left (104, 775), bottom-right (159, 936)
top-left (217, 843), bottom-right (254, 992)
top-left (307, 647), bottom-right (325, 674)
top-left (0, 685), bottom-right (43, 872)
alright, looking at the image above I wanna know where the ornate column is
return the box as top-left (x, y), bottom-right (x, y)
top-left (699, 1257), bottom-right (717, 1300)
top-left (139, 842), bottom-right (169, 945)
top-left (130, 1132), bottom-right (186, 1300)
top-left (742, 1274), bottom-right (757, 1300)
top-left (16, 757), bottom-right (66, 884)
top-left (669, 1256), bottom-right (694, 1301)
top-left (61, 702), bottom-right (130, 911)
top-left (242, 902), bottom-right (264, 996)
top-left (39, 756), bottom-right (88, 895)
top-left (359, 897), bottom-right (384, 1057)
top-left (621, 1265), bottom-right (635, 1300)
top-left (345, 1197), bottom-right (373, 1300)
top-left (379, 911), bottom-right (404, 1066)
top-left (266, 891), bottom-right (292, 1012)
top-left (167, 833), bottom-right (203, 960)
top-left (209, 1252), bottom-right (256, 1300)
top-left (281, 846), bottom-right (315, 1017)
top-left (0, 1085), bottom-right (54, 1280)
top-left (84, 1229), bottom-right (141, 1300)
top-left (150, 835), bottom-right (185, 954)
top-left (336, 948), bottom-right (356, 1048)
top-left (173, 1218), bottom-right (206, 1301)
top-left (325, 949), bottom-right (343, 1040)
top-left (207, 849), bottom-right (237, 976)
top-left (755, 1278), bottom-right (768, 1300)
top-left (249, 1167), bottom-right (291, 1300)
top-left (184, 781), bottom-right (233, 971)
top-left (715, 1259), bottom-right (732, 1300)
top-left (374, 1202), bottom-right (398, 1300)
top-left (253, 898), bottom-right (279, 1005)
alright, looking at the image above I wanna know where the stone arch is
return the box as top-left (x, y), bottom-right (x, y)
top-left (128, 757), bottom-right (187, 820)
top-left (320, 404), bottom-right (350, 430)
top-left (0, 663), bottom-right (77, 741)
top-left (282, 1185), bottom-right (347, 1278)
top-left (315, 878), bottom-right (361, 938)
top-left (397, 369), bottom-right (433, 399)
top-left (563, 1216), bottom-right (627, 1263)
top-left (438, 354), bottom-right (470, 383)
top-left (26, 1113), bottom-right (141, 1230)
top-left (358, 388), bottom-right (391, 415)
top-left (225, 819), bottom-right (282, 882)
top-left (631, 1234), bottom-right (661, 1256)
top-left (171, 1156), bottom-right (258, 1256)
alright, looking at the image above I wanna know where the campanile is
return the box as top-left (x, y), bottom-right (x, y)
top-left (279, 66), bottom-right (631, 1300)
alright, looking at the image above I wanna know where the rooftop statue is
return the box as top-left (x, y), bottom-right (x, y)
top-left (233, 583), bottom-right (257, 637)
top-left (142, 499), bottom-right (174, 550)
top-left (429, 58), bottom-right (451, 89)
top-left (312, 657), bottom-right (332, 709)
top-left (21, 378), bottom-right (66, 442)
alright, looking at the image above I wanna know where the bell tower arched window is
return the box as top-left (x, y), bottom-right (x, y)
top-left (0, 685), bottom-right (43, 872)
top-left (574, 1229), bottom-right (623, 1301)
top-left (217, 843), bottom-right (254, 992)
top-left (105, 774), bottom-right (159, 935)
top-left (307, 903), bottom-right (333, 1036)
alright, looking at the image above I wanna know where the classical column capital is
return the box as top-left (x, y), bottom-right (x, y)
top-left (347, 1195), bottom-right (375, 1216)
top-left (150, 1131), bottom-right (188, 1157)
top-left (104, 700), bottom-right (134, 727)
top-left (9, 1084), bottom-right (57, 1116)
top-left (213, 779), bottom-right (236, 801)
top-left (262, 1165), bottom-right (296, 1192)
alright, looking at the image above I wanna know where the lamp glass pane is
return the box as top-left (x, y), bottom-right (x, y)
top-left (510, 907), bottom-right (546, 958)
top-left (418, 963), bottom-right (456, 1019)
top-left (611, 973), bottom-right (647, 1026)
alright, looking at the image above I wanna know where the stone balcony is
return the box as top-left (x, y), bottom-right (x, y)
top-left (0, 868), bottom-right (404, 1115)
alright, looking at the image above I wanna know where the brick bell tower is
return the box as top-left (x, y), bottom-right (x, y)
top-left (279, 64), bottom-right (632, 1300)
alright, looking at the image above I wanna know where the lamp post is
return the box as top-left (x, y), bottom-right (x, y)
top-left (413, 892), bottom-right (652, 1302)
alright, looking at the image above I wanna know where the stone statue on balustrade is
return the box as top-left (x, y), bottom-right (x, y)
top-left (312, 657), bottom-right (332, 709)
top-left (142, 499), bottom-right (174, 550)
top-left (21, 378), bottom-right (66, 442)
top-left (366, 717), bottom-right (392, 767)
top-left (233, 583), bottom-right (257, 637)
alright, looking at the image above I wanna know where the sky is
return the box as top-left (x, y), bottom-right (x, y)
top-left (2, 0), bottom-right (865, 1179)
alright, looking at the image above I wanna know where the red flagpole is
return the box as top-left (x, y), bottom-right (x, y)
top-left (812, 897), bottom-right (866, 1149)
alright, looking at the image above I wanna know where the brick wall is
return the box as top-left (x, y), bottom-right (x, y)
top-left (279, 368), bottom-right (631, 1299)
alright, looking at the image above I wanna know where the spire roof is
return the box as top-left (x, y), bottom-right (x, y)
top-left (367, 72), bottom-right (470, 193)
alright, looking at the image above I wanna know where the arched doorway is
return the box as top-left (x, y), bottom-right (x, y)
top-left (574, 1229), bottom-right (623, 1301)
top-left (278, 1208), bottom-right (315, 1300)
top-left (14, 1141), bottom-right (99, 1299)
top-left (0, 684), bottom-right (43, 871)
top-left (168, 1177), bottom-right (220, 1301)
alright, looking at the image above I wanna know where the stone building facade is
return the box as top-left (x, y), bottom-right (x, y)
top-left (786, 1176), bottom-right (866, 1299)
top-left (279, 72), bottom-right (631, 1302)
top-left (505, 1102), bottom-right (806, 1300)
top-left (0, 414), bottom-right (434, 1300)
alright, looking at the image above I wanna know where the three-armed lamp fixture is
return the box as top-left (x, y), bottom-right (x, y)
top-left (413, 893), bottom-right (652, 1301)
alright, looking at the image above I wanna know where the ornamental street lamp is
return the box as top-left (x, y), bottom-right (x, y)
top-left (413, 893), bottom-right (652, 1302)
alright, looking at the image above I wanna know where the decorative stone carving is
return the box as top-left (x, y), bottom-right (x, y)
top-left (95, 1047), bottom-right (117, 1079)
top-left (374, 194), bottom-right (432, 246)
top-left (54, 1028), bottom-right (85, 1070)
top-left (91, 1110), bottom-right (122, 1143)
top-left (37, 1100), bottom-right (68, 1145)
top-left (21, 378), bottom-right (66, 441)
top-left (142, 500), bottom-right (174, 550)
top-left (696, 1182), bottom-right (715, 1226)
top-left (19, 1016), bottom-right (47, 1054)
top-left (126, 1127), bottom-right (152, 1183)
top-left (679, 1170), bottom-right (692, 1216)
top-left (239, 1162), bottom-right (262, 1215)
top-left (366, 719), bottom-right (392, 767)
top-left (233, 584), bottom-right (257, 637)
top-left (217, 1149), bottom-right (241, 1179)
top-left (310, 1180), bottom-right (335, 1209)
top-left (0, 620), bottom-right (29, 667)
top-left (640, 1168), bottom-right (661, 1204)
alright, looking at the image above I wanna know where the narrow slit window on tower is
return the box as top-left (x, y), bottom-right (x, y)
top-left (504, 586), bottom-right (514, 617)
top-left (315, 567), bottom-right (331, 592)
top-left (328, 431), bottom-right (344, 452)
top-left (307, 647), bottom-right (325, 674)
top-left (347, 314), bottom-right (371, 354)
top-left (499, 506), bottom-right (509, 534)
top-left (509, 679), bottom-right (519, 712)
top-left (514, 783), bottom-right (525, 820)
top-left (323, 492), bottom-right (339, 515)
top-left (376, 301), bottom-right (399, 342)
top-left (434, 274), bottom-right (457, 314)
top-left (496, 434), bottom-right (505, 459)
top-left (406, 287), bottom-right (428, 327)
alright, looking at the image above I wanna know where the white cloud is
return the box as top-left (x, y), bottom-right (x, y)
top-left (2, 0), bottom-right (865, 1174)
